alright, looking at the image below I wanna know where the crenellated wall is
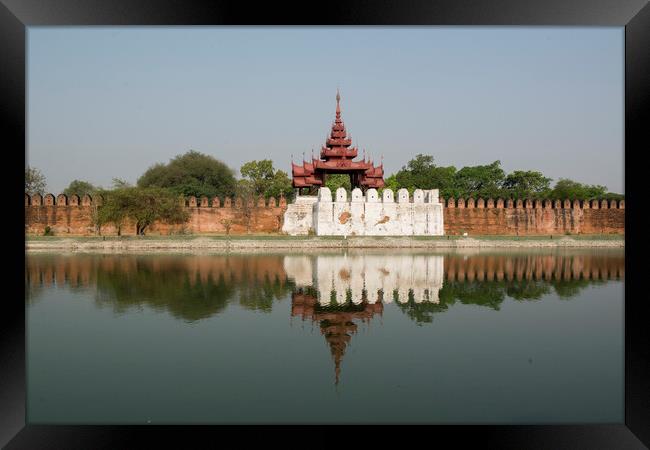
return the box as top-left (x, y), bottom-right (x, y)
top-left (24, 191), bottom-right (624, 236)
top-left (25, 193), bottom-right (287, 235)
top-left (441, 196), bottom-right (624, 235)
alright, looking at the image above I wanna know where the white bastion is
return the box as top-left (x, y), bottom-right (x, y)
top-left (282, 187), bottom-right (444, 236)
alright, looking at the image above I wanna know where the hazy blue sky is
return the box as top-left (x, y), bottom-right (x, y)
top-left (27, 27), bottom-right (624, 194)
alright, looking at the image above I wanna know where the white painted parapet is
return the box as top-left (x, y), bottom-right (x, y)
top-left (312, 187), bottom-right (444, 236)
top-left (281, 195), bottom-right (319, 235)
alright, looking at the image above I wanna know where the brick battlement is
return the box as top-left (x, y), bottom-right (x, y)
top-left (25, 191), bottom-right (625, 236)
top-left (441, 197), bottom-right (624, 210)
top-left (25, 193), bottom-right (288, 209)
top-left (25, 192), bottom-right (288, 236)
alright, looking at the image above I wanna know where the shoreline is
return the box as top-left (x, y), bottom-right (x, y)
top-left (25, 235), bottom-right (625, 252)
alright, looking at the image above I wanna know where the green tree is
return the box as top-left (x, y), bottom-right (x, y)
top-left (266, 170), bottom-right (294, 200)
top-left (25, 166), bottom-right (47, 195)
top-left (137, 150), bottom-right (236, 199)
top-left (391, 154), bottom-right (457, 196)
top-left (112, 177), bottom-right (132, 189)
top-left (325, 174), bottom-right (352, 194)
top-left (550, 178), bottom-right (608, 200)
top-left (502, 170), bottom-right (552, 199)
top-left (63, 179), bottom-right (98, 197)
top-left (97, 186), bottom-right (189, 235)
top-left (240, 159), bottom-right (274, 196)
top-left (240, 159), bottom-right (294, 200)
top-left (454, 160), bottom-right (506, 199)
top-left (383, 173), bottom-right (400, 192)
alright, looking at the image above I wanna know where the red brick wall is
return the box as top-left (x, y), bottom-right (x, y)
top-left (25, 193), bottom-right (624, 236)
top-left (442, 197), bottom-right (624, 235)
top-left (25, 193), bottom-right (288, 236)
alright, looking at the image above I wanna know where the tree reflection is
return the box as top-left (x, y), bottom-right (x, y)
top-left (26, 254), bottom-right (294, 322)
top-left (94, 266), bottom-right (236, 322)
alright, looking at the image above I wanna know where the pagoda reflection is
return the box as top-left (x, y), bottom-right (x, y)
top-left (292, 288), bottom-right (383, 385)
top-left (286, 254), bottom-right (444, 384)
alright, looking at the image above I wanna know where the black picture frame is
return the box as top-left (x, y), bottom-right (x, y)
top-left (3, 0), bottom-right (648, 447)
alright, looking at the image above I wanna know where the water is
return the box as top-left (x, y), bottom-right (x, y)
top-left (25, 248), bottom-right (624, 424)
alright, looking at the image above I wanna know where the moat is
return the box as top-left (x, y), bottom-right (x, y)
top-left (26, 249), bottom-right (624, 424)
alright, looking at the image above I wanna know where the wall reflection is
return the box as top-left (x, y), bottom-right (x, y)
top-left (27, 251), bottom-right (624, 385)
top-left (284, 252), bottom-right (624, 305)
top-left (285, 254), bottom-right (444, 304)
top-left (284, 251), bottom-right (624, 383)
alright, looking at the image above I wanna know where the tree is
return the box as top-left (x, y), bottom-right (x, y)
top-left (382, 174), bottom-right (400, 193)
top-left (240, 159), bottom-right (294, 200)
top-left (63, 180), bottom-right (98, 197)
top-left (111, 177), bottom-right (132, 189)
top-left (137, 150), bottom-right (236, 199)
top-left (383, 155), bottom-right (624, 201)
top-left (95, 188), bottom-right (128, 235)
top-left (234, 179), bottom-right (255, 233)
top-left (325, 174), bottom-right (352, 194)
top-left (97, 187), bottom-right (189, 236)
top-left (502, 170), bottom-right (552, 199)
top-left (25, 166), bottom-right (47, 195)
top-left (240, 160), bottom-right (274, 196)
top-left (454, 160), bottom-right (505, 199)
top-left (266, 170), bottom-right (294, 201)
top-left (392, 154), bottom-right (457, 195)
top-left (550, 178), bottom-right (608, 200)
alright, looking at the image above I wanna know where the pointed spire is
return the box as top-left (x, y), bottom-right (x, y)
top-left (335, 88), bottom-right (341, 119)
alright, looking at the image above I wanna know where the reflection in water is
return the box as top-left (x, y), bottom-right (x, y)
top-left (26, 251), bottom-right (624, 323)
top-left (26, 254), bottom-right (294, 321)
top-left (26, 251), bottom-right (624, 384)
top-left (284, 251), bottom-right (624, 382)
top-left (292, 290), bottom-right (383, 384)
top-left (25, 250), bottom-right (625, 422)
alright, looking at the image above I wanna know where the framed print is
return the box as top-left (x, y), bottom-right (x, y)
top-left (3, 0), bottom-right (649, 447)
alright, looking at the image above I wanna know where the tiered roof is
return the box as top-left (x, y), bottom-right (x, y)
top-left (292, 91), bottom-right (385, 190)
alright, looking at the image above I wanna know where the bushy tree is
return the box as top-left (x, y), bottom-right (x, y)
top-left (325, 174), bottom-right (352, 194)
top-left (549, 179), bottom-right (608, 200)
top-left (454, 160), bottom-right (505, 199)
top-left (63, 179), bottom-right (98, 197)
top-left (25, 166), bottom-right (47, 195)
top-left (502, 170), bottom-right (552, 199)
top-left (97, 187), bottom-right (188, 236)
top-left (394, 154), bottom-right (457, 194)
top-left (240, 159), bottom-right (293, 200)
top-left (137, 150), bottom-right (236, 199)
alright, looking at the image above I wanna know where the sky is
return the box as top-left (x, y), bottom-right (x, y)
top-left (27, 27), bottom-right (624, 194)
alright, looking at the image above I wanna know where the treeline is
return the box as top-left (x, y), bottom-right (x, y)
top-left (26, 150), bottom-right (624, 235)
top-left (383, 155), bottom-right (623, 201)
top-left (323, 155), bottom-right (622, 201)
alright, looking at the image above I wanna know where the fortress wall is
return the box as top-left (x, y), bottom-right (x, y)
top-left (441, 197), bottom-right (624, 235)
top-left (25, 193), bottom-right (287, 236)
top-left (25, 192), bottom-right (624, 236)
